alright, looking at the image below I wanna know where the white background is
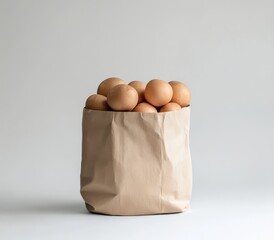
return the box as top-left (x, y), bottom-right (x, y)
top-left (1, 0), bottom-right (274, 239)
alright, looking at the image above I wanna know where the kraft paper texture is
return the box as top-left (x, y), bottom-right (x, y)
top-left (80, 107), bottom-right (192, 215)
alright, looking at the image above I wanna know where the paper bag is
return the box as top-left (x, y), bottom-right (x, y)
top-left (80, 107), bottom-right (192, 215)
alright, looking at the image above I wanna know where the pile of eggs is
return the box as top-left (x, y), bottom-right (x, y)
top-left (85, 77), bottom-right (191, 112)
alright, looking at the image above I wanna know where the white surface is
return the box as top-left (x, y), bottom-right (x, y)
top-left (1, 191), bottom-right (274, 240)
top-left (1, 1), bottom-right (274, 239)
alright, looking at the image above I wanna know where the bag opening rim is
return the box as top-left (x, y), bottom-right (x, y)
top-left (83, 105), bottom-right (190, 115)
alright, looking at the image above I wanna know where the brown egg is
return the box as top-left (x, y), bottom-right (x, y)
top-left (85, 94), bottom-right (110, 111)
top-left (132, 102), bottom-right (157, 113)
top-left (97, 77), bottom-right (125, 97)
top-left (128, 81), bottom-right (146, 104)
top-left (144, 79), bottom-right (173, 107)
top-left (159, 102), bottom-right (182, 112)
top-left (169, 81), bottom-right (191, 107)
top-left (107, 84), bottom-right (138, 111)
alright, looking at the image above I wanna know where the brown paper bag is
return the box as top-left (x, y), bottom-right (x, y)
top-left (80, 107), bottom-right (192, 216)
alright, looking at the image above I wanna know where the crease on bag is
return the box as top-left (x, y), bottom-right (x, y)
top-left (110, 112), bottom-right (122, 211)
top-left (159, 113), bottom-right (166, 213)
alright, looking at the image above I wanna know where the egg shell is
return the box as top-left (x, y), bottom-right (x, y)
top-left (159, 102), bottom-right (182, 112)
top-left (132, 102), bottom-right (157, 113)
top-left (169, 81), bottom-right (191, 107)
top-left (85, 94), bottom-right (110, 111)
top-left (107, 84), bottom-right (138, 111)
top-left (97, 77), bottom-right (125, 97)
top-left (144, 79), bottom-right (173, 107)
top-left (128, 81), bottom-right (146, 103)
